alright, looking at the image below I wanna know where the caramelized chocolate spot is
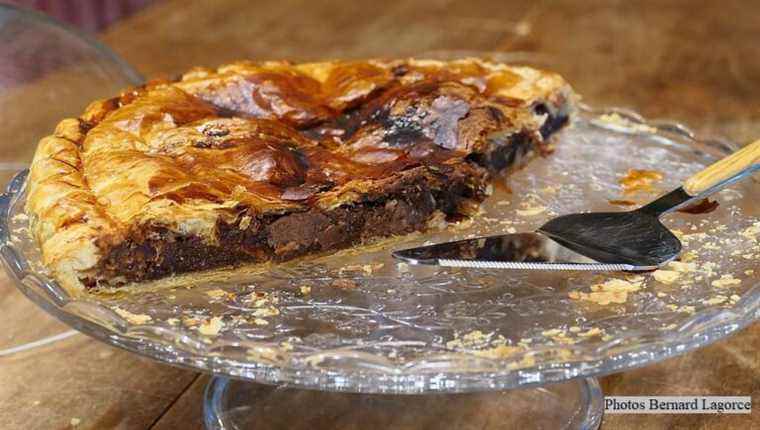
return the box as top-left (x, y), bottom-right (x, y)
top-left (677, 198), bottom-right (720, 214)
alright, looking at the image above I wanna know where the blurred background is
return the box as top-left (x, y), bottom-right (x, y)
top-left (2, 0), bottom-right (758, 184)
top-left (3, 0), bottom-right (758, 136)
top-left (3, 0), bottom-right (156, 31)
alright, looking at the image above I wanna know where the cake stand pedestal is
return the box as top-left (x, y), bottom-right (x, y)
top-left (202, 376), bottom-right (604, 430)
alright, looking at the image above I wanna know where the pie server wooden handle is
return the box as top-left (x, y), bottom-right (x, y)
top-left (683, 139), bottom-right (760, 196)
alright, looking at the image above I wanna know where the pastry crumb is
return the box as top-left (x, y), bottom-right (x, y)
top-left (252, 306), bottom-right (280, 318)
top-left (446, 330), bottom-right (500, 350)
top-left (338, 263), bottom-right (383, 275)
top-left (701, 262), bottom-right (718, 278)
top-left (205, 289), bottom-right (229, 300)
top-left (569, 277), bottom-right (643, 305)
top-left (598, 113), bottom-right (657, 134)
top-left (517, 338), bottom-right (533, 347)
top-left (569, 290), bottom-right (626, 305)
top-left (516, 205), bottom-right (546, 217)
top-left (619, 168), bottom-right (663, 194)
top-left (331, 279), bottom-right (358, 290)
top-left (739, 222), bottom-right (759, 241)
top-left (711, 274), bottom-right (741, 288)
top-left (541, 329), bottom-right (574, 344)
top-left (198, 317), bottom-right (224, 336)
top-left (653, 269), bottom-right (680, 284)
top-left (578, 327), bottom-right (603, 338)
top-left (182, 317), bottom-right (201, 327)
top-left (362, 263), bottom-right (384, 274)
top-left (703, 295), bottom-right (728, 306)
top-left (112, 307), bottom-right (152, 324)
top-left (245, 291), bottom-right (280, 307)
top-left (680, 251), bottom-right (697, 262)
top-left (666, 261), bottom-right (696, 273)
top-left (592, 278), bottom-right (642, 293)
top-left (472, 344), bottom-right (522, 359)
top-left (70, 418), bottom-right (81, 427)
top-left (12, 213), bottom-right (29, 222)
top-left (541, 185), bottom-right (559, 195)
top-left (445, 330), bottom-right (533, 365)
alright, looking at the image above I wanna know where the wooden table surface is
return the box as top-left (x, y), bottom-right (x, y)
top-left (0, 1), bottom-right (758, 428)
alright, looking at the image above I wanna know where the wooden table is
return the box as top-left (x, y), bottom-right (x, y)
top-left (1, 1), bottom-right (758, 428)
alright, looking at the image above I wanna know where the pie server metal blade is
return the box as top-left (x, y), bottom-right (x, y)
top-left (392, 232), bottom-right (646, 271)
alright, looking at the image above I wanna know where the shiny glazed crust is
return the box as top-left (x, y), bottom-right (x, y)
top-left (26, 58), bottom-right (576, 293)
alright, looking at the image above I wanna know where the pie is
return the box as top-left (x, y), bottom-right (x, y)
top-left (26, 58), bottom-right (575, 293)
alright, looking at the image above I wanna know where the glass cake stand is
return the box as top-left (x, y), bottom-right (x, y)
top-left (1, 6), bottom-right (758, 430)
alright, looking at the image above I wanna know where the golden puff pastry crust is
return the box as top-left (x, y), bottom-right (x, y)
top-left (26, 58), bottom-right (576, 293)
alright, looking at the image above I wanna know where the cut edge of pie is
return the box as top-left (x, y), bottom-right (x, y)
top-left (25, 58), bottom-right (577, 294)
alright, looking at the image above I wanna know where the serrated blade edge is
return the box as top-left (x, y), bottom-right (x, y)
top-left (437, 259), bottom-right (640, 271)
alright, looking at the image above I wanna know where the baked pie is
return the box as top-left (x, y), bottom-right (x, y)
top-left (26, 58), bottom-right (575, 292)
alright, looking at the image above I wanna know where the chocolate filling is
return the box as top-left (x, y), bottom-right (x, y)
top-left (97, 174), bottom-right (444, 286)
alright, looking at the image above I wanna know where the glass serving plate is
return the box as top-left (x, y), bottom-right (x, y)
top-left (2, 107), bottom-right (758, 401)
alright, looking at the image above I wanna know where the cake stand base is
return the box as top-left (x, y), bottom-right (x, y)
top-left (203, 376), bottom-right (604, 430)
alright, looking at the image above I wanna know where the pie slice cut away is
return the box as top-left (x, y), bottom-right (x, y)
top-left (26, 58), bottom-right (576, 293)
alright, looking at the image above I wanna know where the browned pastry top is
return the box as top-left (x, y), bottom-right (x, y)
top-left (26, 58), bottom-right (574, 292)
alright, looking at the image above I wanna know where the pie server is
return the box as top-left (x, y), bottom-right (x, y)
top-left (393, 139), bottom-right (760, 271)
